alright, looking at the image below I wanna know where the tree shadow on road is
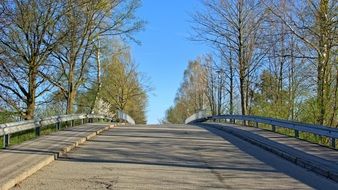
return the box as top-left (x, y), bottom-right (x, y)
top-left (195, 123), bottom-right (338, 189)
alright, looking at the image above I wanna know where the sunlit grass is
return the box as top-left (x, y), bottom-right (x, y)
top-left (218, 120), bottom-right (336, 149)
top-left (0, 119), bottom-right (104, 149)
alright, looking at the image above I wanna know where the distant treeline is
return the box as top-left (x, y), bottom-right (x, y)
top-left (164, 0), bottom-right (337, 127)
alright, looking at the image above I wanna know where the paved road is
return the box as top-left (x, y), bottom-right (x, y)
top-left (13, 124), bottom-right (338, 190)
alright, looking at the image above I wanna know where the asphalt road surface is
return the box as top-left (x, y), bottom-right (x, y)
top-left (12, 124), bottom-right (338, 190)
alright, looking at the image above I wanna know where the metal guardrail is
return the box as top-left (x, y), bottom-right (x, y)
top-left (186, 113), bottom-right (338, 149)
top-left (0, 111), bottom-right (135, 148)
top-left (117, 110), bottom-right (135, 125)
top-left (184, 110), bottom-right (208, 124)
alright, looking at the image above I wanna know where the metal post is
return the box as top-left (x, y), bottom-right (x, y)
top-left (3, 134), bottom-right (9, 148)
top-left (295, 130), bottom-right (299, 138)
top-left (56, 122), bottom-right (60, 130)
top-left (255, 122), bottom-right (259, 128)
top-left (271, 125), bottom-right (276, 132)
top-left (81, 119), bottom-right (84, 125)
top-left (35, 127), bottom-right (40, 136)
top-left (71, 120), bottom-right (75, 127)
top-left (233, 119), bottom-right (235, 124)
top-left (330, 138), bottom-right (336, 149)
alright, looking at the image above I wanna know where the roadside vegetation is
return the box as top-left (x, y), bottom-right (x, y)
top-left (164, 0), bottom-right (337, 128)
top-left (0, 0), bottom-right (149, 125)
top-left (163, 0), bottom-right (337, 146)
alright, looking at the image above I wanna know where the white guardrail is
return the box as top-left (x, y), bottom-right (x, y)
top-left (0, 111), bottom-right (135, 148)
top-left (117, 110), bottom-right (135, 125)
top-left (185, 113), bottom-right (338, 149)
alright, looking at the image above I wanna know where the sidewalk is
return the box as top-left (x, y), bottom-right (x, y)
top-left (199, 122), bottom-right (338, 182)
top-left (0, 123), bottom-right (114, 190)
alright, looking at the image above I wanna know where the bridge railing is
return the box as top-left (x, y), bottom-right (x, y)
top-left (117, 110), bottom-right (135, 125)
top-left (186, 113), bottom-right (338, 149)
top-left (0, 111), bottom-right (135, 148)
top-left (184, 110), bottom-right (208, 124)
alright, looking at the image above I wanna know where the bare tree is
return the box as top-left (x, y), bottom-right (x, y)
top-left (192, 0), bottom-right (267, 118)
top-left (264, 0), bottom-right (337, 126)
top-left (0, 0), bottom-right (66, 119)
top-left (40, 0), bottom-right (144, 114)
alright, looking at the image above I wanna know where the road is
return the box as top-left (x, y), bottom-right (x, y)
top-left (13, 124), bottom-right (338, 190)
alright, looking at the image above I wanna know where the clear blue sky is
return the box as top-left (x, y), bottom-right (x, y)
top-left (130, 0), bottom-right (210, 124)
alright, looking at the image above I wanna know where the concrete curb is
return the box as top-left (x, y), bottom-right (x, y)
top-left (0, 124), bottom-right (116, 190)
top-left (210, 124), bottom-right (338, 183)
top-left (1, 154), bottom-right (55, 190)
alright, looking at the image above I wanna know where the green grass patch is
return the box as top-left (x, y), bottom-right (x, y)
top-left (40, 124), bottom-right (58, 136)
top-left (10, 128), bottom-right (36, 146)
top-left (224, 120), bottom-right (336, 149)
top-left (275, 127), bottom-right (295, 137)
top-left (258, 123), bottom-right (272, 131)
top-left (299, 132), bottom-right (331, 147)
top-left (0, 119), bottom-right (97, 149)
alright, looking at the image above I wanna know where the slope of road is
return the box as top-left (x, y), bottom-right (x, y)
top-left (0, 123), bottom-right (113, 190)
top-left (13, 124), bottom-right (338, 190)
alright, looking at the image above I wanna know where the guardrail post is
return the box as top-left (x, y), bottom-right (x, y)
top-left (330, 138), bottom-right (336, 149)
top-left (294, 130), bottom-right (299, 138)
top-left (35, 127), bottom-right (40, 136)
top-left (255, 122), bottom-right (259, 128)
top-left (3, 134), bottom-right (9, 148)
top-left (56, 122), bottom-right (60, 130)
top-left (81, 119), bottom-right (84, 125)
top-left (35, 119), bottom-right (41, 136)
top-left (70, 120), bottom-right (74, 127)
top-left (271, 125), bottom-right (276, 132)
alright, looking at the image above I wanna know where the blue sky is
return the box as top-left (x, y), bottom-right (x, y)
top-left (130, 0), bottom-right (210, 124)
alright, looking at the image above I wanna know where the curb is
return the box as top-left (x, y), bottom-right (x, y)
top-left (210, 124), bottom-right (338, 183)
top-left (0, 123), bottom-right (116, 190)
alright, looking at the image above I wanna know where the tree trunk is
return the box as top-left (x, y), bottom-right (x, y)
top-left (66, 88), bottom-right (76, 114)
top-left (316, 0), bottom-right (330, 125)
top-left (25, 66), bottom-right (36, 120)
top-left (238, 0), bottom-right (247, 118)
top-left (67, 58), bottom-right (75, 114)
top-left (288, 40), bottom-right (296, 120)
top-left (91, 40), bottom-right (102, 113)
top-left (229, 58), bottom-right (234, 115)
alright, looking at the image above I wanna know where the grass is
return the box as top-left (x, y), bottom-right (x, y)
top-left (222, 120), bottom-right (336, 150)
top-left (0, 119), bottom-right (107, 149)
